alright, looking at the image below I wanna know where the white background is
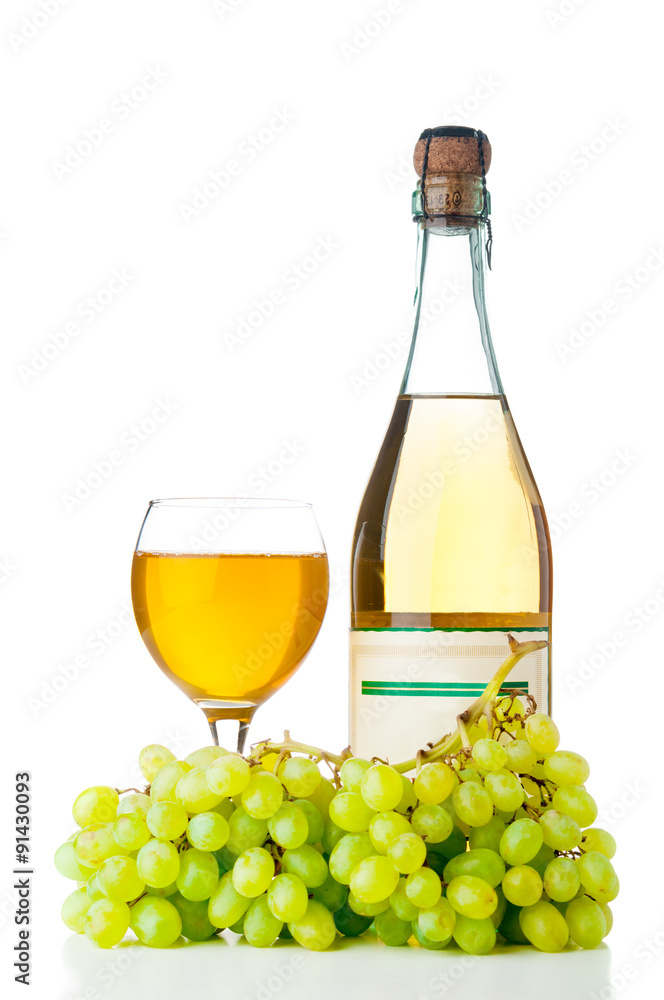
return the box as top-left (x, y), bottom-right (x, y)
top-left (2, 1), bottom-right (663, 998)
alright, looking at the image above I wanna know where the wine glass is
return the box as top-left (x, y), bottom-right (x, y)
top-left (130, 498), bottom-right (329, 752)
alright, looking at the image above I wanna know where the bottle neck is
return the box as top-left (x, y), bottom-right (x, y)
top-left (400, 219), bottom-right (503, 397)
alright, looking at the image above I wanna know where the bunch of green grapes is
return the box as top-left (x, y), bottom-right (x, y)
top-left (55, 702), bottom-right (617, 953)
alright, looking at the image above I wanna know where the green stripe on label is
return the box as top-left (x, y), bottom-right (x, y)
top-left (362, 682), bottom-right (528, 697)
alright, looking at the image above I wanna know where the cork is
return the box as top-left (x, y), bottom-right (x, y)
top-left (413, 127), bottom-right (491, 219)
top-left (413, 127), bottom-right (491, 178)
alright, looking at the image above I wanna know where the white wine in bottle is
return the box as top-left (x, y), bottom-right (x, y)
top-left (350, 127), bottom-right (552, 762)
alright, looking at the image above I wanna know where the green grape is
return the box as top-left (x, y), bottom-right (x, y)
top-left (145, 881), bottom-right (177, 897)
top-left (136, 839), bottom-right (180, 888)
top-left (175, 767), bottom-right (223, 814)
top-left (413, 762), bottom-right (456, 805)
top-left (411, 922), bottom-right (448, 950)
top-left (458, 769), bottom-right (483, 784)
top-left (130, 896), bottom-right (182, 947)
top-left (390, 878), bottom-right (420, 921)
top-left (267, 802), bottom-right (309, 849)
top-left (543, 856), bottom-right (581, 902)
top-left (565, 895), bottom-right (607, 949)
top-left (495, 694), bottom-right (525, 723)
top-left (329, 832), bottom-right (374, 884)
top-left (55, 841), bottom-right (97, 881)
top-left (116, 792), bottom-right (152, 819)
top-left (468, 816), bottom-right (506, 853)
top-left (524, 713), bottom-right (560, 755)
top-left (98, 856), bottom-right (145, 902)
top-left (176, 849), bottom-right (219, 901)
top-left (113, 814), bottom-right (150, 852)
top-left (293, 800), bottom-right (325, 845)
top-left (388, 833), bottom-right (427, 875)
top-left (208, 870), bottom-right (251, 928)
top-left (426, 824), bottom-right (467, 859)
top-left (350, 855), bottom-right (399, 903)
top-left (311, 873), bottom-right (349, 912)
top-left (552, 786), bottom-right (597, 827)
top-left (519, 899), bottom-right (569, 952)
top-left (543, 751), bottom-right (590, 786)
top-left (442, 848), bottom-right (505, 889)
top-left (187, 812), bottom-right (229, 852)
top-left (503, 740), bottom-right (538, 774)
top-left (374, 907), bottom-right (412, 946)
top-left (491, 885), bottom-right (507, 928)
top-left (411, 804), bottom-right (453, 844)
top-left (452, 913), bottom-right (496, 955)
top-left (184, 746), bottom-right (228, 768)
top-left (232, 847), bottom-right (275, 897)
top-left (539, 810), bottom-right (582, 851)
top-left (339, 757), bottom-right (371, 792)
top-left (241, 771), bottom-right (284, 820)
top-left (73, 786), bottom-right (120, 827)
top-left (243, 893), bottom-right (283, 947)
top-left (213, 798), bottom-right (235, 821)
top-left (206, 753), bottom-right (251, 797)
top-left (501, 865), bottom-right (542, 907)
top-left (212, 845), bottom-right (236, 875)
top-left (61, 887), bottom-right (93, 932)
top-left (328, 792), bottom-right (376, 833)
top-left (446, 875), bottom-right (497, 919)
top-left (499, 818), bottom-right (544, 865)
top-left (279, 757), bottom-right (321, 798)
top-left (150, 761), bottom-right (191, 803)
top-left (405, 867), bottom-right (441, 908)
top-left (395, 775), bottom-right (418, 814)
top-left (170, 892), bottom-right (217, 940)
top-left (452, 783), bottom-right (493, 827)
top-left (600, 903), bottom-right (613, 935)
top-left (527, 842), bottom-right (556, 877)
top-left (417, 897), bottom-right (456, 942)
top-left (576, 851), bottom-right (619, 901)
top-left (86, 871), bottom-right (106, 901)
top-left (425, 850), bottom-right (447, 877)
top-left (225, 807), bottom-right (268, 855)
top-left (472, 738), bottom-right (507, 772)
top-left (369, 811), bottom-right (412, 854)
top-left (321, 819), bottom-right (345, 854)
top-left (498, 901), bottom-right (529, 944)
top-left (139, 744), bottom-right (176, 782)
top-left (146, 801), bottom-right (189, 840)
top-left (348, 892), bottom-right (390, 916)
top-left (267, 873), bottom-right (309, 922)
top-left (360, 764), bottom-right (403, 812)
top-left (302, 776), bottom-right (336, 821)
top-left (289, 900), bottom-right (336, 951)
top-left (74, 824), bottom-right (125, 868)
top-left (484, 770), bottom-right (525, 813)
top-left (334, 901), bottom-right (373, 937)
top-left (281, 844), bottom-right (328, 888)
top-left (84, 898), bottom-right (130, 948)
top-left (581, 828), bottom-right (616, 859)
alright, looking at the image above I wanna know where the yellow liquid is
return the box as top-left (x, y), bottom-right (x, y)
top-left (131, 552), bottom-right (329, 709)
top-left (352, 394), bottom-right (551, 626)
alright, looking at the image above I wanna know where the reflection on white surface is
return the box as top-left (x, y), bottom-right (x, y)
top-left (57, 932), bottom-right (616, 1000)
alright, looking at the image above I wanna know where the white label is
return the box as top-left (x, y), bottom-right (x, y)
top-left (349, 628), bottom-right (549, 764)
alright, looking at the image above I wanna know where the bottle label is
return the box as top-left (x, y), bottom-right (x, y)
top-left (349, 627), bottom-right (550, 764)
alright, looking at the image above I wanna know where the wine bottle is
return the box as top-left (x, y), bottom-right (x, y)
top-left (350, 127), bottom-right (552, 762)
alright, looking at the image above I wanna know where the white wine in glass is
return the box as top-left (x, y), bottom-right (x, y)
top-left (131, 499), bottom-right (329, 752)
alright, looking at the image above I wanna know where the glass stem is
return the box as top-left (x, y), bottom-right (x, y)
top-left (205, 711), bottom-right (255, 754)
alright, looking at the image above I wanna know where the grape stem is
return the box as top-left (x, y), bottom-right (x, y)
top-left (391, 634), bottom-right (549, 773)
top-left (248, 636), bottom-right (549, 776)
